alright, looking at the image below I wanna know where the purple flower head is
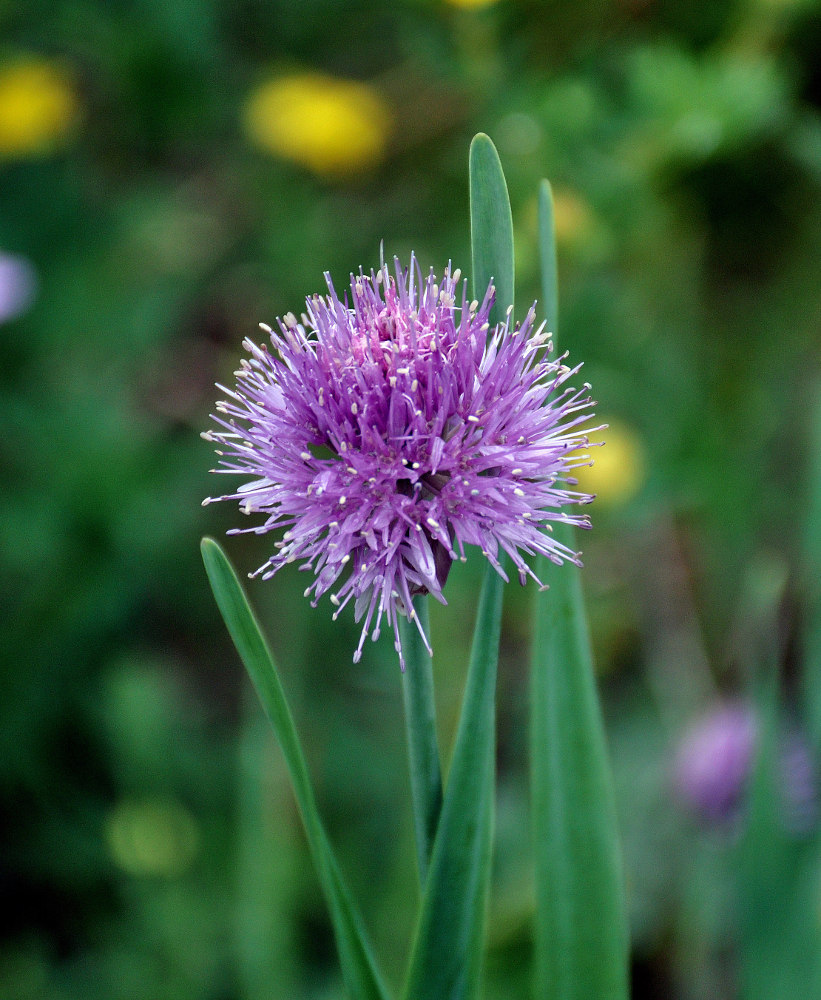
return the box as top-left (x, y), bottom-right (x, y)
top-left (673, 701), bottom-right (818, 833)
top-left (673, 702), bottom-right (757, 823)
top-left (204, 255), bottom-right (598, 667)
top-left (0, 252), bottom-right (37, 324)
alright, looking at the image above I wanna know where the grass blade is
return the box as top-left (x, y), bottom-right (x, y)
top-left (201, 537), bottom-right (390, 1000)
top-left (530, 183), bottom-right (630, 1000)
top-left (538, 179), bottom-right (559, 337)
top-left (738, 678), bottom-right (821, 1000)
top-left (401, 565), bottom-right (502, 1000)
top-left (737, 565), bottom-right (821, 999)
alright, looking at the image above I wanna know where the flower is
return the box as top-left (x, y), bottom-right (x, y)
top-left (204, 257), bottom-right (598, 667)
top-left (0, 252), bottom-right (37, 323)
top-left (673, 701), bottom-right (818, 832)
top-left (574, 419), bottom-right (644, 507)
top-left (0, 58), bottom-right (78, 158)
top-left (552, 189), bottom-right (597, 248)
top-left (673, 702), bottom-right (757, 823)
top-left (105, 796), bottom-right (200, 878)
top-left (444, 0), bottom-right (501, 8)
top-left (242, 72), bottom-right (391, 176)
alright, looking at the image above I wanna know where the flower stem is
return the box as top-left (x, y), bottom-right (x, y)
top-left (399, 597), bottom-right (443, 885)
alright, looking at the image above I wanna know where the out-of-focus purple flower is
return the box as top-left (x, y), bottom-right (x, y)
top-left (0, 252), bottom-right (36, 323)
top-left (673, 701), bottom-right (818, 832)
top-left (204, 256), bottom-right (598, 667)
top-left (674, 703), bottom-right (757, 823)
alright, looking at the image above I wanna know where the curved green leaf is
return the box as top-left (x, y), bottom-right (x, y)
top-left (469, 132), bottom-right (514, 324)
top-left (201, 537), bottom-right (390, 1000)
top-left (401, 564), bottom-right (502, 1000)
top-left (530, 185), bottom-right (629, 1000)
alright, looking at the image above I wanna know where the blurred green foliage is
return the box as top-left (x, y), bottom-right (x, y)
top-left (1, 0), bottom-right (821, 997)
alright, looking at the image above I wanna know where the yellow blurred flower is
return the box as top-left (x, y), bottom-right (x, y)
top-left (552, 188), bottom-right (597, 248)
top-left (243, 72), bottom-right (391, 176)
top-left (575, 420), bottom-right (645, 507)
top-left (444, 0), bottom-right (501, 7)
top-left (0, 58), bottom-right (79, 157)
top-left (752, 0), bottom-right (814, 9)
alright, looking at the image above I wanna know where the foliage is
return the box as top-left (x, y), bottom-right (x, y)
top-left (2, 0), bottom-right (821, 997)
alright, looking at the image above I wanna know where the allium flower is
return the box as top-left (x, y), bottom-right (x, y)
top-left (204, 256), bottom-right (598, 667)
top-left (673, 701), bottom-right (818, 833)
top-left (0, 251), bottom-right (37, 323)
top-left (673, 703), bottom-right (757, 823)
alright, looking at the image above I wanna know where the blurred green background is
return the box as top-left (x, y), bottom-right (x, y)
top-left (2, 0), bottom-right (821, 997)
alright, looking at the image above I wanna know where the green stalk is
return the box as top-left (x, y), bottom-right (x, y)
top-left (401, 565), bottom-right (502, 1000)
top-left (399, 598), bottom-right (443, 885)
top-left (398, 132), bottom-right (513, 1000)
top-left (530, 181), bottom-right (629, 1000)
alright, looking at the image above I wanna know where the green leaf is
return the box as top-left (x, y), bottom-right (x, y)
top-left (399, 597), bottom-right (443, 886)
top-left (469, 132), bottom-right (515, 323)
top-left (235, 692), bottom-right (299, 998)
top-left (737, 683), bottom-right (821, 1000)
top-left (529, 186), bottom-right (630, 1000)
top-left (737, 578), bottom-right (821, 1000)
top-left (401, 565), bottom-right (502, 1000)
top-left (537, 180), bottom-right (559, 338)
top-left (201, 538), bottom-right (390, 1000)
